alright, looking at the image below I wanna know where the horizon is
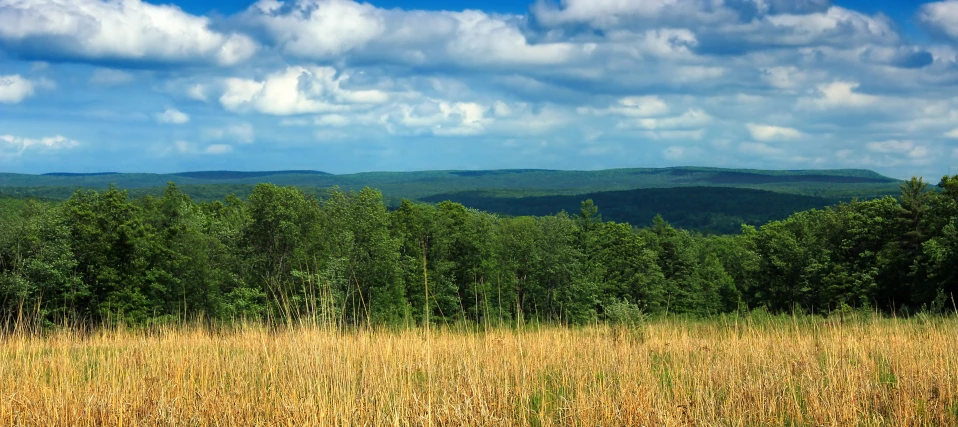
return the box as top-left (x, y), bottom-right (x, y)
top-left (2, 0), bottom-right (958, 179)
top-left (4, 165), bottom-right (918, 181)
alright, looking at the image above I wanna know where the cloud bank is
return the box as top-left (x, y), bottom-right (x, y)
top-left (0, 0), bottom-right (956, 178)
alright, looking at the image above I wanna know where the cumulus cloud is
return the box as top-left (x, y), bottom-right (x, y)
top-left (761, 66), bottom-right (806, 90)
top-left (240, 0), bottom-right (585, 68)
top-left (1, 0), bottom-right (956, 177)
top-left (245, 0), bottom-right (385, 58)
top-left (800, 81), bottom-right (883, 109)
top-left (171, 140), bottom-right (234, 155)
top-left (0, 0), bottom-right (257, 66)
top-left (204, 144), bottom-right (233, 155)
top-left (920, 1), bottom-right (958, 43)
top-left (187, 84), bottom-right (208, 102)
top-left (530, 0), bottom-right (712, 29)
top-left (625, 109), bottom-right (712, 130)
top-left (866, 140), bottom-right (929, 159)
top-left (220, 66), bottom-right (389, 115)
top-left (155, 108), bottom-right (190, 124)
top-left (0, 74), bottom-right (34, 103)
top-left (0, 134), bottom-right (79, 157)
top-left (204, 122), bottom-right (255, 143)
top-left (531, 1), bottom-right (897, 51)
top-left (746, 123), bottom-right (803, 141)
top-left (579, 96), bottom-right (670, 117)
top-left (389, 100), bottom-right (489, 136)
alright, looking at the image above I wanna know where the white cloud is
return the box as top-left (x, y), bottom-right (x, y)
top-left (530, 0), bottom-right (699, 28)
top-left (407, 101), bottom-right (489, 136)
top-left (187, 84), bottom-right (208, 102)
top-left (443, 10), bottom-right (582, 66)
top-left (760, 7), bottom-right (896, 46)
top-left (673, 66), bottom-right (725, 83)
top-left (920, 1), bottom-right (958, 42)
top-left (315, 114), bottom-right (351, 127)
top-left (908, 145), bottom-right (930, 159)
top-left (866, 140), bottom-right (916, 153)
top-left (631, 29), bottom-right (699, 59)
top-left (0, 0), bottom-right (257, 66)
top-left (761, 66), bottom-right (806, 90)
top-left (242, 0), bottom-right (584, 67)
top-left (220, 66), bottom-right (388, 115)
top-left (626, 109), bottom-right (712, 130)
top-left (174, 140), bottom-right (192, 154)
top-left (530, 1), bottom-right (895, 51)
top-left (246, 0), bottom-right (385, 59)
top-left (866, 140), bottom-right (930, 160)
top-left (0, 134), bottom-right (79, 157)
top-left (580, 96), bottom-right (670, 117)
top-left (350, 100), bottom-right (563, 138)
top-left (802, 81), bottom-right (882, 109)
top-left (0, 74), bottom-right (35, 104)
top-left (204, 122), bottom-right (255, 143)
top-left (89, 68), bottom-right (134, 86)
top-left (746, 123), bottom-right (803, 141)
top-left (487, 105), bottom-right (570, 136)
top-left (641, 129), bottom-right (706, 140)
top-left (171, 140), bottom-right (233, 155)
top-left (155, 108), bottom-right (190, 124)
top-left (0, 0), bottom-right (953, 178)
top-left (279, 118), bottom-right (310, 126)
top-left (204, 144), bottom-right (233, 155)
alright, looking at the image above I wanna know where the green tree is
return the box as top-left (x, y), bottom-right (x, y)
top-left (63, 186), bottom-right (157, 324)
top-left (0, 200), bottom-right (83, 325)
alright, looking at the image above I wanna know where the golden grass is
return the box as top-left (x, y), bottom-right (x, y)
top-left (1, 317), bottom-right (957, 426)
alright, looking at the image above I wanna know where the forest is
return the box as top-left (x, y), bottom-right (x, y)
top-left (1, 174), bottom-right (956, 328)
top-left (420, 186), bottom-right (840, 234)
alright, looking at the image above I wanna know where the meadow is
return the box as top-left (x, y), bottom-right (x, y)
top-left (2, 315), bottom-right (956, 426)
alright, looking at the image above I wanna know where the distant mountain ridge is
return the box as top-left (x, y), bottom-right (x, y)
top-left (0, 167), bottom-right (907, 234)
top-left (2, 166), bottom-right (902, 202)
top-left (172, 170), bottom-right (331, 180)
top-left (42, 172), bottom-right (120, 177)
top-left (421, 186), bottom-right (840, 234)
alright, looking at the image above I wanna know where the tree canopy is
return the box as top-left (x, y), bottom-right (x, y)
top-left (1, 176), bottom-right (956, 328)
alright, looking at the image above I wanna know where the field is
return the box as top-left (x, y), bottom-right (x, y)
top-left (2, 316), bottom-right (956, 426)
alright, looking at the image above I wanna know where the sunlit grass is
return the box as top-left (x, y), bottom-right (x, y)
top-left (1, 316), bottom-right (956, 426)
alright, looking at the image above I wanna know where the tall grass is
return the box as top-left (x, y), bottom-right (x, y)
top-left (1, 315), bottom-right (956, 426)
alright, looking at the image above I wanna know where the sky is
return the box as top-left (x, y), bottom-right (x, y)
top-left (2, 1), bottom-right (958, 178)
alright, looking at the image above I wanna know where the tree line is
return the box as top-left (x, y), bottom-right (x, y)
top-left (1, 176), bottom-right (956, 328)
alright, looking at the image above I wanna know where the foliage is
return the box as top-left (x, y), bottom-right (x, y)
top-left (0, 174), bottom-right (955, 327)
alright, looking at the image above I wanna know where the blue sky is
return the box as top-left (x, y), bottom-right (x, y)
top-left (2, 0), bottom-right (958, 178)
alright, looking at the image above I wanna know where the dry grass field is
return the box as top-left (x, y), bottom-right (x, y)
top-left (1, 316), bottom-right (956, 426)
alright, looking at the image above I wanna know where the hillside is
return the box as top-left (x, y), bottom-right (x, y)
top-left (0, 167), bottom-right (904, 233)
top-left (0, 167), bottom-right (902, 200)
top-left (421, 187), bottom-right (842, 234)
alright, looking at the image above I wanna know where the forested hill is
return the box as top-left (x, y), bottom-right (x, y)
top-left (421, 187), bottom-right (837, 234)
top-left (0, 167), bottom-right (901, 200)
top-left (0, 176), bottom-right (955, 327)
